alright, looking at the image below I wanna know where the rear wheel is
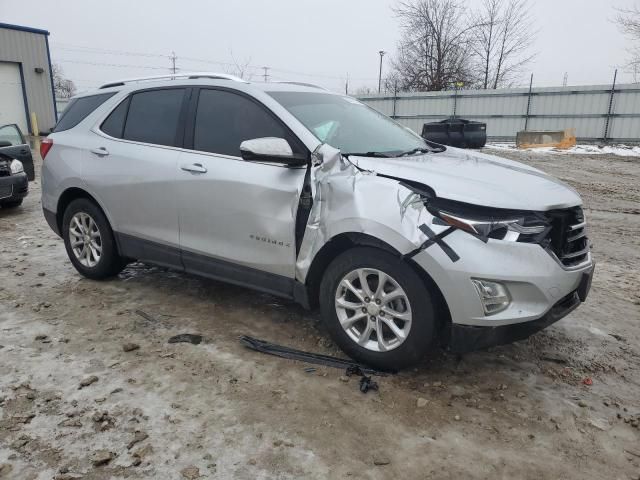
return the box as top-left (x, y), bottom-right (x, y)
top-left (319, 247), bottom-right (436, 371)
top-left (62, 198), bottom-right (125, 279)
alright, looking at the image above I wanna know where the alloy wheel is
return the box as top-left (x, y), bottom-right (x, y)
top-left (334, 268), bottom-right (413, 352)
top-left (69, 212), bottom-right (102, 268)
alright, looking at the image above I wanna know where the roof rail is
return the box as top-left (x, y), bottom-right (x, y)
top-left (272, 81), bottom-right (329, 91)
top-left (99, 72), bottom-right (248, 89)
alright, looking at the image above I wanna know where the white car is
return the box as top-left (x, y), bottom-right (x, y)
top-left (41, 73), bottom-right (594, 370)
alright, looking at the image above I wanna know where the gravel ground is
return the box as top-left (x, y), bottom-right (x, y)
top-left (0, 148), bottom-right (639, 480)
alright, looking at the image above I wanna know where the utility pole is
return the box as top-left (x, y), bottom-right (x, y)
top-left (170, 51), bottom-right (177, 75)
top-left (345, 73), bottom-right (349, 95)
top-left (378, 50), bottom-right (386, 94)
top-left (262, 66), bottom-right (270, 83)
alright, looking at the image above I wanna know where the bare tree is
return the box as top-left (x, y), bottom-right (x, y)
top-left (355, 85), bottom-right (374, 95)
top-left (383, 71), bottom-right (403, 94)
top-left (225, 50), bottom-right (255, 81)
top-left (391, 0), bottom-right (475, 92)
top-left (470, 0), bottom-right (501, 89)
top-left (470, 0), bottom-right (536, 89)
top-left (52, 64), bottom-right (76, 99)
top-left (616, 5), bottom-right (640, 80)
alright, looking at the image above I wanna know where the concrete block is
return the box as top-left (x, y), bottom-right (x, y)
top-left (516, 129), bottom-right (576, 149)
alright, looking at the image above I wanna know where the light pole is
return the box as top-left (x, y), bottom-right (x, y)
top-left (378, 50), bottom-right (386, 94)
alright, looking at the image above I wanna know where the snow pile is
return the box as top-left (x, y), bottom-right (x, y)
top-left (486, 143), bottom-right (640, 157)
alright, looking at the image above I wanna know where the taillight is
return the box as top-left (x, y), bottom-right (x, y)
top-left (40, 138), bottom-right (53, 160)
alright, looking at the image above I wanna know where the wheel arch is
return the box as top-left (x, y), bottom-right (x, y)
top-left (56, 187), bottom-right (113, 238)
top-left (303, 232), bottom-right (452, 337)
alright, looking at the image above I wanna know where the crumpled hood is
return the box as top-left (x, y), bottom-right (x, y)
top-left (351, 146), bottom-right (581, 211)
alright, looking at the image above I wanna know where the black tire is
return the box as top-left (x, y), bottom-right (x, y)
top-left (62, 198), bottom-right (126, 279)
top-left (1, 199), bottom-right (23, 208)
top-left (319, 247), bottom-right (437, 371)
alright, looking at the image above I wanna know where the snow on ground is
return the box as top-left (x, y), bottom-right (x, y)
top-left (1, 151), bottom-right (639, 479)
top-left (486, 143), bottom-right (640, 157)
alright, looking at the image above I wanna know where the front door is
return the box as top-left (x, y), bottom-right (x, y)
top-left (176, 88), bottom-right (308, 295)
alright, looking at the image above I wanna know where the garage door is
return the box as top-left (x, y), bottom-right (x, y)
top-left (0, 62), bottom-right (29, 133)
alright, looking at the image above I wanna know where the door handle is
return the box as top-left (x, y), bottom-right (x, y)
top-left (180, 163), bottom-right (207, 174)
top-left (90, 147), bottom-right (109, 157)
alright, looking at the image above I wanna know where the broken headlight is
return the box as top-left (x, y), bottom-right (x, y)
top-left (427, 199), bottom-right (548, 241)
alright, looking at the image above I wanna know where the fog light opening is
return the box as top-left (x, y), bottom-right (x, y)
top-left (471, 279), bottom-right (511, 316)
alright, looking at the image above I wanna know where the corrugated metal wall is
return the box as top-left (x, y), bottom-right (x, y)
top-left (0, 26), bottom-right (56, 133)
top-left (358, 84), bottom-right (640, 143)
top-left (56, 97), bottom-right (70, 114)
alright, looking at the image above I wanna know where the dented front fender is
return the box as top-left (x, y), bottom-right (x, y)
top-left (295, 145), bottom-right (442, 282)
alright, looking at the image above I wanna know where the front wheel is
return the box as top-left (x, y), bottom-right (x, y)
top-left (319, 247), bottom-right (437, 371)
top-left (62, 198), bottom-right (126, 279)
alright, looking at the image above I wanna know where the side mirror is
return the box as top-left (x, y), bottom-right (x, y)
top-left (240, 137), bottom-right (307, 166)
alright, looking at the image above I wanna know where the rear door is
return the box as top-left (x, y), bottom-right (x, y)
top-left (86, 88), bottom-right (188, 267)
top-left (176, 87), bottom-right (308, 291)
top-left (0, 124), bottom-right (34, 180)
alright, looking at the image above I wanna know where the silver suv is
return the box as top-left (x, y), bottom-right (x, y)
top-left (41, 73), bottom-right (594, 370)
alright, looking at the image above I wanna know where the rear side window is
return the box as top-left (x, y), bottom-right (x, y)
top-left (193, 89), bottom-right (299, 157)
top-left (122, 89), bottom-right (185, 147)
top-left (100, 98), bottom-right (129, 139)
top-left (53, 92), bottom-right (116, 132)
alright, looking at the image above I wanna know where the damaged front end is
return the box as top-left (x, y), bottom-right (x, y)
top-left (295, 144), bottom-right (594, 355)
top-left (296, 144), bottom-right (591, 278)
top-left (295, 144), bottom-right (441, 283)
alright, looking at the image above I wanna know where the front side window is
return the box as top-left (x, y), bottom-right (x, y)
top-left (193, 89), bottom-right (298, 157)
top-left (53, 92), bottom-right (116, 132)
top-left (123, 89), bottom-right (185, 147)
top-left (268, 91), bottom-right (427, 156)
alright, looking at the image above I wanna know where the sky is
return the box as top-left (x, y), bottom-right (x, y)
top-left (0, 0), bottom-right (637, 93)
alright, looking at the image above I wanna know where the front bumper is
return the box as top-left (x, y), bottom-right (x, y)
top-left (0, 173), bottom-right (28, 202)
top-left (411, 225), bottom-right (594, 351)
top-left (448, 265), bottom-right (594, 353)
top-left (413, 227), bottom-right (594, 327)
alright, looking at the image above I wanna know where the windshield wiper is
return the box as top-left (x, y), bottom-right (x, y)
top-left (399, 147), bottom-right (434, 157)
top-left (342, 151), bottom-right (394, 158)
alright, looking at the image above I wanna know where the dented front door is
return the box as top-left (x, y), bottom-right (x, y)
top-left (176, 151), bottom-right (305, 278)
top-left (176, 87), bottom-right (306, 281)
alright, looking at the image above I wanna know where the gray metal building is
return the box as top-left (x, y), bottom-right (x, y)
top-left (0, 23), bottom-right (57, 134)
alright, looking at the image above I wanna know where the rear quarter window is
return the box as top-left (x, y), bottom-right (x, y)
top-left (53, 92), bottom-right (116, 133)
top-left (100, 98), bottom-right (129, 139)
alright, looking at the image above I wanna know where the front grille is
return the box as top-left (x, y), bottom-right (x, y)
top-left (549, 207), bottom-right (590, 267)
top-left (518, 207), bottom-right (590, 268)
top-left (0, 185), bottom-right (12, 199)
